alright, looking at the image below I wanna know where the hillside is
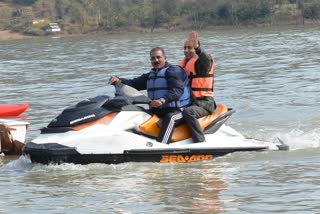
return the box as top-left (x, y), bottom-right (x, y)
top-left (0, 0), bottom-right (319, 38)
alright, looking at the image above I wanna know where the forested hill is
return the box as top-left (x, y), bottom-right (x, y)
top-left (0, 0), bottom-right (319, 35)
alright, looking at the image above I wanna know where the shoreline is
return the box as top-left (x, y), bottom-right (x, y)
top-left (0, 30), bottom-right (32, 41)
top-left (1, 21), bottom-right (319, 41)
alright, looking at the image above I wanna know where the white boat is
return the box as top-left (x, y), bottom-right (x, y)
top-left (46, 23), bottom-right (61, 32)
top-left (0, 119), bottom-right (29, 155)
top-left (23, 83), bottom-right (288, 164)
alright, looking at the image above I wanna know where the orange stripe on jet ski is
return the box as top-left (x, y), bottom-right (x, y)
top-left (72, 112), bottom-right (117, 131)
top-left (139, 104), bottom-right (228, 142)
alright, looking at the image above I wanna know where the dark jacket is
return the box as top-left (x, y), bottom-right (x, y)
top-left (194, 46), bottom-right (213, 77)
top-left (120, 62), bottom-right (189, 105)
top-left (192, 46), bottom-right (216, 113)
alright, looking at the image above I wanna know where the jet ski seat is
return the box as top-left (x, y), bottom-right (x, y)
top-left (138, 104), bottom-right (230, 142)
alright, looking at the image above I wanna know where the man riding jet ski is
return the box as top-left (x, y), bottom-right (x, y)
top-left (22, 82), bottom-right (288, 165)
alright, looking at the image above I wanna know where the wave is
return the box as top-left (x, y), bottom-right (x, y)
top-left (278, 128), bottom-right (320, 150)
top-left (0, 155), bottom-right (131, 173)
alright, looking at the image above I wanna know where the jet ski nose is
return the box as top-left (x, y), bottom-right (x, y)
top-left (23, 142), bottom-right (79, 164)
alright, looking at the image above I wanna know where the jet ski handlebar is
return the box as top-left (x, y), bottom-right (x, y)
top-left (114, 82), bottom-right (151, 104)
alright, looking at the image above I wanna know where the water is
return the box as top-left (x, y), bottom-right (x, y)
top-left (1, 26), bottom-right (320, 213)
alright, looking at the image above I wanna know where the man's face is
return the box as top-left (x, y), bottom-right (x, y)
top-left (184, 40), bottom-right (196, 60)
top-left (150, 50), bottom-right (166, 69)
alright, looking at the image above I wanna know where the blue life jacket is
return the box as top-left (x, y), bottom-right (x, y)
top-left (146, 66), bottom-right (191, 108)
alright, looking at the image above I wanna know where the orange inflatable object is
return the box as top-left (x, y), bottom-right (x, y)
top-left (0, 104), bottom-right (29, 117)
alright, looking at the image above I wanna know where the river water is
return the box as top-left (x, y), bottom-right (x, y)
top-left (1, 26), bottom-right (320, 213)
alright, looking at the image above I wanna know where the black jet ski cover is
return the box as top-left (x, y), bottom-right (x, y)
top-left (47, 83), bottom-right (150, 128)
top-left (47, 95), bottom-right (112, 128)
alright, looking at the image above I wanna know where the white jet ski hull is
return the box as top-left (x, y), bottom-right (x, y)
top-left (23, 124), bottom-right (286, 165)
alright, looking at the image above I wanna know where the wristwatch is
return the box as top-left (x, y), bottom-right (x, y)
top-left (160, 98), bottom-right (166, 104)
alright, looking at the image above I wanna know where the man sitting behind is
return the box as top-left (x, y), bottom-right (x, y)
top-left (179, 31), bottom-right (216, 143)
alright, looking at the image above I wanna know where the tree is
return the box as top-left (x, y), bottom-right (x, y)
top-left (303, 1), bottom-right (320, 19)
top-left (14, 0), bottom-right (37, 6)
top-left (33, 0), bottom-right (56, 19)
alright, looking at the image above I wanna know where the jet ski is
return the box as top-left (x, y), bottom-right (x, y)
top-left (23, 83), bottom-right (288, 165)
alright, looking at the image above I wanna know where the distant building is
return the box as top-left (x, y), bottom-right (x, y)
top-left (46, 23), bottom-right (61, 32)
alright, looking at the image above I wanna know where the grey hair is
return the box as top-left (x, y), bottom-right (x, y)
top-left (150, 47), bottom-right (166, 56)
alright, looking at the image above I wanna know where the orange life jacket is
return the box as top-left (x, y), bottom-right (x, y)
top-left (179, 55), bottom-right (214, 98)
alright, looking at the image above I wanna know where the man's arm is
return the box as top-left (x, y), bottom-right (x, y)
top-left (195, 47), bottom-right (213, 77)
top-left (109, 73), bottom-right (149, 91)
top-left (187, 31), bottom-right (213, 76)
top-left (120, 73), bottom-right (149, 91)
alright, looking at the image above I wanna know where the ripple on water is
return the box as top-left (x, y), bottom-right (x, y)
top-left (1, 26), bottom-right (320, 213)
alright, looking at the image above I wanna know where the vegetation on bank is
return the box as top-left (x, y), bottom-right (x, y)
top-left (0, 0), bottom-right (319, 36)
